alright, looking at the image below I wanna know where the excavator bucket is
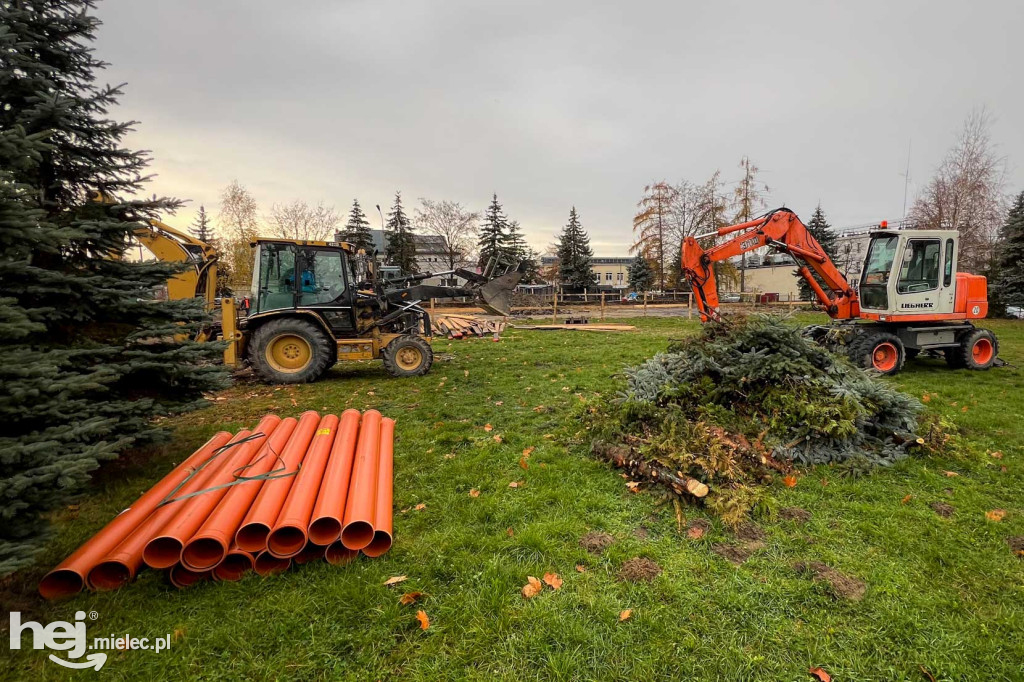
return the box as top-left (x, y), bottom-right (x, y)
top-left (477, 269), bottom-right (523, 316)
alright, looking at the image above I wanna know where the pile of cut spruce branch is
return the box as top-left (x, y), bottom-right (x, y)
top-left (590, 315), bottom-right (933, 524)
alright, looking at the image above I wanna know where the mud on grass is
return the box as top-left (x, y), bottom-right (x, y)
top-left (5, 315), bottom-right (1024, 681)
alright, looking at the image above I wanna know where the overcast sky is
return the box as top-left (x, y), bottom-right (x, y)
top-left (94, 0), bottom-right (1024, 255)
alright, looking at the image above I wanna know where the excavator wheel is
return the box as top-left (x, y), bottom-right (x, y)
top-left (382, 335), bottom-right (433, 378)
top-left (848, 331), bottom-right (905, 376)
top-left (248, 318), bottom-right (334, 384)
top-left (945, 328), bottom-right (998, 370)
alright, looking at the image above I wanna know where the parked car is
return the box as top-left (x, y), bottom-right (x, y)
top-left (720, 292), bottom-right (741, 303)
top-left (1007, 305), bottom-right (1024, 319)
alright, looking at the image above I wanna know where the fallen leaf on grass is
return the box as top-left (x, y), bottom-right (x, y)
top-left (522, 446), bottom-right (535, 458)
top-left (383, 575), bottom-right (407, 586)
top-left (625, 481), bottom-right (640, 493)
top-left (416, 610), bottom-right (430, 630)
top-left (444, 453), bottom-right (456, 460)
top-left (686, 526), bottom-right (706, 540)
top-left (464, 370), bottom-right (469, 377)
top-left (508, 481), bottom-right (524, 488)
top-left (808, 667), bottom-right (831, 682)
top-left (985, 509), bottom-right (1006, 522)
top-left (575, 564), bottom-right (586, 573)
top-left (519, 457), bottom-right (529, 470)
top-left (901, 494), bottom-right (913, 504)
top-left (618, 609), bottom-right (632, 622)
top-left (990, 450), bottom-right (1003, 459)
top-left (483, 423), bottom-right (493, 432)
top-left (495, 401), bottom-right (503, 406)
top-left (943, 471), bottom-right (959, 477)
top-left (782, 475), bottom-right (798, 488)
top-left (469, 489), bottom-right (480, 498)
top-left (543, 573), bottom-right (563, 590)
top-left (506, 527), bottom-right (514, 537)
top-left (522, 576), bottom-right (543, 599)
top-left (532, 405), bottom-right (545, 412)
top-left (290, 397), bottom-right (298, 407)
top-left (399, 591), bottom-right (423, 605)
top-left (921, 393), bottom-right (931, 403)
top-left (414, 503), bottom-right (426, 511)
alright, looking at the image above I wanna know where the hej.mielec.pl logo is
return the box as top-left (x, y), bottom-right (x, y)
top-left (9, 610), bottom-right (171, 671)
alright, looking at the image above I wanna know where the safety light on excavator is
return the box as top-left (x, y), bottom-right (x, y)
top-left (880, 220), bottom-right (888, 228)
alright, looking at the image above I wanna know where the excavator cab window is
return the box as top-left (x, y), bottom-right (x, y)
top-left (897, 239), bottom-right (940, 293)
top-left (860, 235), bottom-right (898, 309)
top-left (297, 247), bottom-right (348, 306)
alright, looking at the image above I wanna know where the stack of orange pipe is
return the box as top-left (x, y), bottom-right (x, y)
top-left (39, 409), bottom-right (396, 599)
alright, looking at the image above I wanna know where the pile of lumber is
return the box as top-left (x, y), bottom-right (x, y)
top-left (432, 314), bottom-right (506, 339)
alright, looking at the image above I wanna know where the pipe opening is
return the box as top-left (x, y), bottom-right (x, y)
top-left (267, 526), bottom-right (306, 558)
top-left (213, 553), bottom-right (252, 581)
top-left (253, 552), bottom-right (290, 576)
top-left (88, 561), bottom-right (132, 591)
top-left (181, 537), bottom-right (226, 571)
top-left (38, 570), bottom-right (84, 600)
top-left (362, 531), bottom-right (393, 558)
top-left (294, 542), bottom-right (326, 565)
top-left (235, 523), bottom-right (271, 553)
top-left (307, 518), bottom-right (341, 546)
top-left (340, 521), bottom-right (374, 550)
top-left (143, 537), bottom-right (184, 569)
top-left (169, 565), bottom-right (208, 589)
top-left (325, 541), bottom-right (358, 566)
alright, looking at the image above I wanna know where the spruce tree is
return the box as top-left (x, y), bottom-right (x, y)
top-left (0, 0), bottom-right (230, 576)
top-left (556, 207), bottom-right (597, 290)
top-left (341, 199), bottom-right (374, 253)
top-left (796, 204), bottom-right (839, 301)
top-left (478, 193), bottom-right (509, 270)
top-left (627, 255), bottom-right (655, 292)
top-left (190, 205), bottom-right (213, 242)
top-left (384, 191), bottom-right (417, 274)
top-left (992, 191), bottom-right (1024, 313)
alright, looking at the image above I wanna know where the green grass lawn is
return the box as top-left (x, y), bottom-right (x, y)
top-left (6, 315), bottom-right (1024, 681)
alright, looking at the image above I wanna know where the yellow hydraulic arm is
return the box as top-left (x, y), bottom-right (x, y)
top-left (134, 219), bottom-right (219, 307)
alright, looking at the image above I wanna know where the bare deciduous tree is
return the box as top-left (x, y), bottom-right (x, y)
top-left (413, 198), bottom-right (480, 270)
top-left (267, 200), bottom-right (340, 242)
top-left (217, 180), bottom-right (261, 290)
top-left (910, 109), bottom-right (1007, 272)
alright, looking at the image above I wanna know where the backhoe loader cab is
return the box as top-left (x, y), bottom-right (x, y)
top-left (224, 238), bottom-right (523, 384)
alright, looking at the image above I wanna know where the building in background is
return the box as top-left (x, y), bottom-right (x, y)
top-left (334, 228), bottom-right (459, 286)
top-left (540, 256), bottom-right (632, 290)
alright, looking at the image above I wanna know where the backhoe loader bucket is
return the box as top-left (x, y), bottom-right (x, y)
top-left (477, 269), bottom-right (523, 316)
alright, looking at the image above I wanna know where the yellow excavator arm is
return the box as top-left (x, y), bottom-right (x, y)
top-left (134, 219), bottom-right (219, 307)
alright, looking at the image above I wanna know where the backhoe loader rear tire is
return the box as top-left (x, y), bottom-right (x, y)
top-left (382, 335), bottom-right (433, 377)
top-left (946, 328), bottom-right (998, 370)
top-left (249, 318), bottom-right (334, 384)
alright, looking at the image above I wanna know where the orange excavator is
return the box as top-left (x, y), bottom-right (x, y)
top-left (681, 207), bottom-right (999, 375)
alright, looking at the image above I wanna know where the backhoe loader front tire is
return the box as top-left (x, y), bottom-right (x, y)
top-left (249, 318), bottom-right (334, 384)
top-left (382, 335), bottom-right (433, 378)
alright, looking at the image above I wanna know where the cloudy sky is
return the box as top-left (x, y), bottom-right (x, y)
top-left (94, 0), bottom-right (1024, 255)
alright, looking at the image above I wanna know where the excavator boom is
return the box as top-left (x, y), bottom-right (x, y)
top-left (681, 208), bottom-right (859, 321)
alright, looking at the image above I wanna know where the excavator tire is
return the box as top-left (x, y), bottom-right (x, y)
top-left (946, 328), bottom-right (998, 370)
top-left (382, 335), bottom-right (433, 378)
top-left (249, 318), bottom-right (334, 384)
top-left (848, 331), bottom-right (905, 376)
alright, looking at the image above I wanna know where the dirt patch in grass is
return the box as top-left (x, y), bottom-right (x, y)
top-left (632, 526), bottom-right (649, 540)
top-left (794, 561), bottom-right (867, 601)
top-left (734, 521), bottom-right (766, 542)
top-left (931, 502), bottom-right (955, 518)
top-left (618, 557), bottom-right (662, 583)
top-left (1007, 536), bottom-right (1024, 556)
top-left (580, 531), bottom-right (615, 554)
top-left (711, 543), bottom-right (759, 564)
top-left (779, 507), bottom-right (811, 523)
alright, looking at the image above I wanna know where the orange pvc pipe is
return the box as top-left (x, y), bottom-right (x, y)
top-left (325, 540), bottom-right (358, 566)
top-left (38, 431), bottom-right (233, 599)
top-left (235, 411), bottom-right (320, 553)
top-left (340, 410), bottom-right (382, 550)
top-left (307, 409), bottom-right (362, 546)
top-left (169, 563), bottom-right (210, 589)
top-left (144, 416), bottom-right (281, 569)
top-left (88, 430), bottom-right (251, 591)
top-left (212, 546), bottom-right (254, 582)
top-left (363, 417), bottom-right (395, 558)
top-left (253, 550), bottom-right (290, 576)
top-left (180, 417), bottom-right (299, 570)
top-left (293, 541), bottom-right (327, 565)
top-left (266, 414), bottom-right (340, 558)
